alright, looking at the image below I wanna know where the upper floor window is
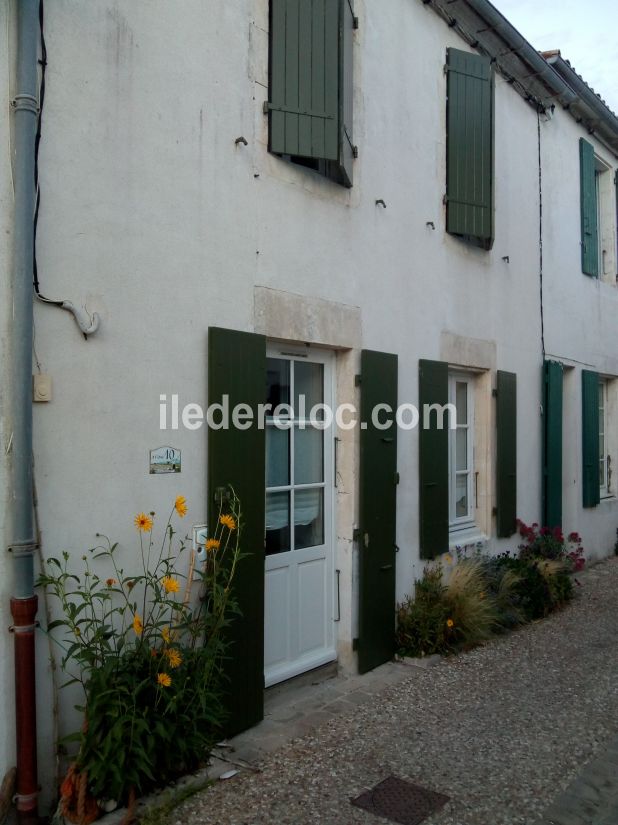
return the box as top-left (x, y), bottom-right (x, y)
top-left (580, 138), bottom-right (617, 281)
top-left (267, 0), bottom-right (357, 188)
top-left (445, 48), bottom-right (494, 250)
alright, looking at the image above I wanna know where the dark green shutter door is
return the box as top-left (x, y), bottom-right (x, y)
top-left (582, 369), bottom-right (600, 508)
top-left (542, 360), bottom-right (563, 528)
top-left (339, 0), bottom-right (355, 187)
top-left (446, 48), bottom-right (494, 246)
top-left (580, 138), bottom-right (599, 277)
top-left (496, 371), bottom-right (517, 538)
top-left (419, 360), bottom-right (449, 559)
top-left (208, 327), bottom-right (266, 736)
top-left (269, 0), bottom-right (339, 162)
top-left (358, 350), bottom-right (398, 674)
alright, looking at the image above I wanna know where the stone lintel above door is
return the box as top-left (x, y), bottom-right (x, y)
top-left (254, 286), bottom-right (361, 351)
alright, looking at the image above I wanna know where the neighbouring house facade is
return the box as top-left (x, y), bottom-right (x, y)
top-left (1, 0), bottom-right (618, 809)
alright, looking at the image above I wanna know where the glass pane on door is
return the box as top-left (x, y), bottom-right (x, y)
top-left (294, 425), bottom-right (324, 485)
top-left (266, 491), bottom-right (290, 555)
top-left (294, 488), bottom-right (324, 549)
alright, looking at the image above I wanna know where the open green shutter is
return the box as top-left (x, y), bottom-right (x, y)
top-left (358, 350), bottom-right (398, 673)
top-left (582, 369), bottom-right (600, 508)
top-left (446, 48), bottom-right (494, 247)
top-left (339, 0), bottom-right (355, 187)
top-left (208, 327), bottom-right (266, 736)
top-left (269, 0), bottom-right (355, 187)
top-left (419, 360), bottom-right (449, 559)
top-left (542, 360), bottom-right (563, 528)
top-left (580, 138), bottom-right (599, 277)
top-left (496, 371), bottom-right (517, 538)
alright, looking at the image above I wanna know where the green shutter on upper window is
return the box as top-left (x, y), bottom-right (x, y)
top-left (580, 138), bottom-right (599, 277)
top-left (446, 48), bottom-right (494, 248)
top-left (582, 369), bottom-right (600, 508)
top-left (419, 360), bottom-right (449, 559)
top-left (542, 360), bottom-right (563, 529)
top-left (269, 0), bottom-right (355, 187)
top-left (496, 371), bottom-right (517, 538)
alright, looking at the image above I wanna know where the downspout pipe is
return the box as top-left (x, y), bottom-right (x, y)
top-left (10, 1), bottom-right (40, 822)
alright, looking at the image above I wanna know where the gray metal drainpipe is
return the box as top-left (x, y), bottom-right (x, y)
top-left (10, 0), bottom-right (41, 822)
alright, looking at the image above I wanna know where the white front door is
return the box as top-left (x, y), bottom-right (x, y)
top-left (264, 348), bottom-right (336, 687)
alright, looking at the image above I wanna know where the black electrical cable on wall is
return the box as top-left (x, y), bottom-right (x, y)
top-left (33, 0), bottom-right (62, 306)
top-left (537, 108), bottom-right (546, 361)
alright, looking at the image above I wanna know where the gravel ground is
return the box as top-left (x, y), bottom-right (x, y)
top-left (174, 558), bottom-right (618, 825)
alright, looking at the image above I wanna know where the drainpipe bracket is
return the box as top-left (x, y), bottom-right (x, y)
top-left (7, 541), bottom-right (39, 555)
top-left (9, 621), bottom-right (39, 634)
top-left (11, 94), bottom-right (39, 115)
top-left (13, 791), bottom-right (39, 806)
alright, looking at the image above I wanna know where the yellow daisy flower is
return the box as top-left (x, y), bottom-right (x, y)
top-left (165, 648), bottom-right (182, 668)
top-left (174, 496), bottom-right (188, 518)
top-left (161, 626), bottom-right (171, 644)
top-left (219, 514), bottom-right (236, 531)
top-left (133, 614), bottom-right (143, 636)
top-left (206, 538), bottom-right (220, 552)
top-left (161, 576), bottom-right (180, 594)
top-left (446, 618), bottom-right (454, 629)
top-left (157, 672), bottom-right (171, 688)
top-left (134, 513), bottom-right (153, 532)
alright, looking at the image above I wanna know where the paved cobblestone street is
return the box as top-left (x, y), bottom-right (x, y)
top-left (169, 559), bottom-right (618, 825)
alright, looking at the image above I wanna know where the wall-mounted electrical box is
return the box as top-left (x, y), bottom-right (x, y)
top-left (192, 524), bottom-right (208, 563)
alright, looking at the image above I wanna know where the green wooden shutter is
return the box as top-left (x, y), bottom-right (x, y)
top-left (208, 327), bottom-right (266, 736)
top-left (496, 371), bottom-right (517, 538)
top-left (446, 48), bottom-right (494, 248)
top-left (419, 360), bottom-right (449, 559)
top-left (358, 350), bottom-right (398, 674)
top-left (582, 369), bottom-right (600, 508)
top-left (269, 0), bottom-right (355, 187)
top-left (580, 138), bottom-right (599, 277)
top-left (542, 360), bottom-right (563, 528)
top-left (339, 0), bottom-right (355, 187)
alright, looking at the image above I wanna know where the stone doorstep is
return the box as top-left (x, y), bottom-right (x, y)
top-left (87, 659), bottom-right (417, 825)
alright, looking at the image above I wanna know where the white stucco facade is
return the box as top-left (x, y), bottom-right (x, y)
top-left (1, 0), bottom-right (617, 807)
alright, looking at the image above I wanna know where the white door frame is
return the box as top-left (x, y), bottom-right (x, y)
top-left (264, 345), bottom-right (337, 687)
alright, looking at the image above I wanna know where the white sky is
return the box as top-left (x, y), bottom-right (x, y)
top-left (493, 0), bottom-right (618, 113)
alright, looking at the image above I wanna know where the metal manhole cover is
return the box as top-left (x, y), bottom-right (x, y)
top-left (351, 775), bottom-right (449, 825)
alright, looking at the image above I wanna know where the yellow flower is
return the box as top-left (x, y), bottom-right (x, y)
top-left (206, 538), bottom-right (220, 552)
top-left (446, 618), bottom-right (454, 628)
top-left (165, 648), bottom-right (182, 668)
top-left (219, 514), bottom-right (236, 531)
top-left (161, 626), bottom-right (171, 644)
top-left (133, 614), bottom-right (143, 636)
top-left (134, 513), bottom-right (153, 532)
top-left (157, 672), bottom-right (172, 688)
top-left (162, 576), bottom-right (180, 594)
top-left (174, 496), bottom-right (188, 518)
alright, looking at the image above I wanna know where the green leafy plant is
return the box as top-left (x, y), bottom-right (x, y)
top-left (39, 493), bottom-right (243, 817)
top-left (396, 565), bottom-right (452, 657)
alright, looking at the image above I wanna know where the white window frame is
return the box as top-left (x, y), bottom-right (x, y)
top-left (448, 372), bottom-right (475, 532)
top-left (599, 377), bottom-right (609, 498)
top-left (594, 154), bottom-right (617, 283)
